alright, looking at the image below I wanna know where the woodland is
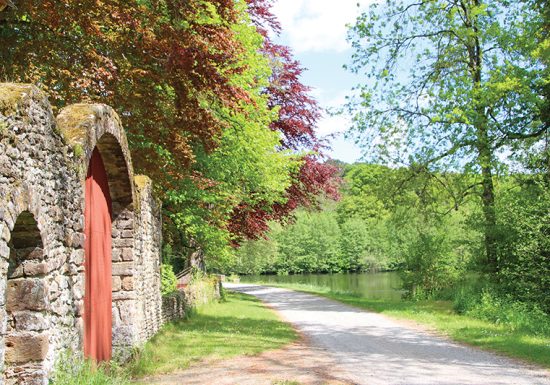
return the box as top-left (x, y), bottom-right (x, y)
top-left (1, 0), bottom-right (549, 317)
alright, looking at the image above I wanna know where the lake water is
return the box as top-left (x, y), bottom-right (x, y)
top-left (241, 271), bottom-right (404, 301)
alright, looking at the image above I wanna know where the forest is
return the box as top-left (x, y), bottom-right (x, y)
top-left (231, 162), bottom-right (549, 312)
top-left (1, 0), bottom-right (548, 315)
top-left (228, 0), bottom-right (550, 317)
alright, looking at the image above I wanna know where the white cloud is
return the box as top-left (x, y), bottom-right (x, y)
top-left (317, 113), bottom-right (349, 136)
top-left (272, 0), bottom-right (372, 53)
top-left (315, 91), bottom-right (351, 136)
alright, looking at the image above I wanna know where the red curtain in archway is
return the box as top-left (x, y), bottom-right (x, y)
top-left (84, 148), bottom-right (113, 362)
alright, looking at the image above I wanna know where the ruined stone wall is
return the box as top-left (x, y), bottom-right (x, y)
top-left (0, 83), bottom-right (166, 384)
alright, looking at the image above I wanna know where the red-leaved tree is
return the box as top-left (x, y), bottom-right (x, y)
top-left (228, 0), bottom-right (341, 240)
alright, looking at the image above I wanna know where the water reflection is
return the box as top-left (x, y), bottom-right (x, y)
top-left (241, 272), bottom-right (404, 301)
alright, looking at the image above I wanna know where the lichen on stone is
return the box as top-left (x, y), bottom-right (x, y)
top-left (134, 175), bottom-right (152, 191)
top-left (0, 120), bottom-right (8, 136)
top-left (0, 83), bottom-right (36, 116)
top-left (56, 104), bottom-right (96, 147)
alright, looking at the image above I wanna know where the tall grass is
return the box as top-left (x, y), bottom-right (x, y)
top-left (454, 288), bottom-right (550, 335)
top-left (50, 353), bottom-right (131, 385)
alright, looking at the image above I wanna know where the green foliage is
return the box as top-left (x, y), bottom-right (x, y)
top-left (160, 264), bottom-right (178, 296)
top-left (233, 236), bottom-right (279, 275)
top-left (276, 210), bottom-right (343, 273)
top-left (454, 288), bottom-right (550, 336)
top-left (186, 269), bottom-right (221, 306)
top-left (229, 164), bottom-right (479, 281)
top-left (51, 353), bottom-right (130, 385)
top-left (345, 0), bottom-right (548, 274)
top-left (163, 1), bottom-right (299, 265)
top-left (496, 177), bottom-right (550, 313)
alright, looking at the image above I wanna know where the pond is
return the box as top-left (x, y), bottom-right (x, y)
top-left (241, 271), bottom-right (404, 301)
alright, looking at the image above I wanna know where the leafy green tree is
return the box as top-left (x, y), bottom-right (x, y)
top-left (272, 210), bottom-right (342, 274)
top-left (345, 0), bottom-right (548, 273)
top-left (496, 176), bottom-right (550, 312)
top-left (232, 236), bottom-right (280, 275)
top-left (337, 164), bottom-right (391, 223)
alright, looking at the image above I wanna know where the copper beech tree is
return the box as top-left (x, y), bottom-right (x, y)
top-left (0, 0), bottom-right (340, 265)
top-left (229, 0), bottom-right (341, 241)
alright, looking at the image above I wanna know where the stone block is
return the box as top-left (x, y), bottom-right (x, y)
top-left (6, 279), bottom-right (47, 311)
top-left (113, 238), bottom-right (132, 248)
top-left (116, 220), bottom-right (133, 230)
top-left (112, 291), bottom-right (136, 301)
top-left (5, 333), bottom-right (49, 363)
top-left (112, 262), bottom-right (133, 276)
top-left (14, 312), bottom-right (49, 331)
top-left (122, 276), bottom-right (133, 291)
top-left (112, 276), bottom-right (121, 292)
top-left (0, 241), bottom-right (10, 258)
top-left (121, 248), bottom-right (133, 261)
top-left (23, 261), bottom-right (48, 276)
top-left (111, 248), bottom-right (122, 262)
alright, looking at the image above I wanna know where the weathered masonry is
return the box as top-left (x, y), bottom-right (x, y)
top-left (0, 83), bottom-right (164, 384)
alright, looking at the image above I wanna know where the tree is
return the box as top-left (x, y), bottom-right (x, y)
top-left (0, 0), bottom-right (302, 267)
top-left (227, 0), bottom-right (341, 242)
top-left (345, 0), bottom-right (548, 273)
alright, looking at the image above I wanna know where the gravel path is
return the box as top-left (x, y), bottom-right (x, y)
top-left (225, 283), bottom-right (550, 385)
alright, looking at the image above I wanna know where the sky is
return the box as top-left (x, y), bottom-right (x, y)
top-left (270, 0), bottom-right (372, 164)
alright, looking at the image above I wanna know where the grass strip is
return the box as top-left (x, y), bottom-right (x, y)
top-left (130, 291), bottom-right (298, 377)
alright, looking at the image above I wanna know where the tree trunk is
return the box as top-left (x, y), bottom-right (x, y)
top-left (469, 0), bottom-right (498, 273)
top-left (477, 132), bottom-right (498, 273)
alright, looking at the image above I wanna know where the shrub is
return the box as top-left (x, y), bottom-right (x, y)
top-left (467, 291), bottom-right (550, 335)
top-left (453, 287), bottom-right (550, 336)
top-left (161, 264), bottom-right (178, 296)
top-left (185, 269), bottom-right (221, 306)
top-left (400, 227), bottom-right (465, 300)
top-left (226, 273), bottom-right (240, 283)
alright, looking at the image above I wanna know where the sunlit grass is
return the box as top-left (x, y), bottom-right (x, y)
top-left (249, 281), bottom-right (550, 368)
top-left (130, 291), bottom-right (297, 378)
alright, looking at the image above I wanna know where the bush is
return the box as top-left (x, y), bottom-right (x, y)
top-left (400, 227), bottom-right (465, 300)
top-left (468, 291), bottom-right (550, 335)
top-left (453, 288), bottom-right (550, 335)
top-left (161, 264), bottom-right (178, 296)
top-left (226, 273), bottom-right (240, 283)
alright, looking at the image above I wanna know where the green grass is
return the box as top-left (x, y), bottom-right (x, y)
top-left (51, 354), bottom-right (132, 385)
top-left (130, 291), bottom-right (298, 377)
top-left (250, 282), bottom-right (550, 369)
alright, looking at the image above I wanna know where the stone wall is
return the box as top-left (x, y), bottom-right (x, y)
top-left (133, 176), bottom-right (163, 342)
top-left (161, 292), bottom-right (187, 324)
top-left (0, 83), bottom-right (166, 384)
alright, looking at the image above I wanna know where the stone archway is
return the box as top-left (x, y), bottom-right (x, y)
top-left (56, 104), bottom-right (138, 359)
top-left (4, 211), bottom-right (49, 385)
top-left (0, 83), bottom-right (165, 382)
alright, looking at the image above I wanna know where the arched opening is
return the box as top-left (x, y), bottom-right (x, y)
top-left (84, 133), bottom-right (135, 362)
top-left (4, 211), bottom-right (49, 384)
top-left (84, 148), bottom-right (113, 362)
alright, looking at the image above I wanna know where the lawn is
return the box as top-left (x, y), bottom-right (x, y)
top-left (130, 291), bottom-right (298, 377)
top-left (249, 282), bottom-right (550, 369)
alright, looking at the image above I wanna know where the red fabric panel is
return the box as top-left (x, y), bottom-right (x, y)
top-left (84, 148), bottom-right (113, 362)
